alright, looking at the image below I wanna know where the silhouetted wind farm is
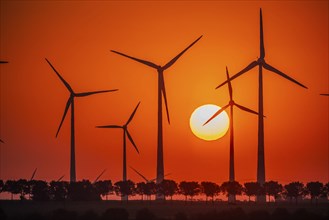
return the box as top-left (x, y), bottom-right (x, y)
top-left (45, 58), bottom-right (118, 183)
top-left (111, 36), bottom-right (202, 199)
top-left (0, 4), bottom-right (328, 219)
top-left (214, 9), bottom-right (308, 202)
top-left (204, 66), bottom-right (258, 203)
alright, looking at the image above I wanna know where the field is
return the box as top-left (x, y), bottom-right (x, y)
top-left (1, 200), bottom-right (328, 220)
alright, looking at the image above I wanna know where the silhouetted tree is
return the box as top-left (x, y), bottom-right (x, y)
top-left (243, 182), bottom-right (262, 202)
top-left (4, 180), bottom-right (20, 200)
top-left (68, 180), bottom-right (100, 201)
top-left (201, 181), bottom-right (220, 203)
top-left (49, 180), bottom-right (69, 201)
top-left (284, 181), bottom-right (305, 204)
top-left (144, 182), bottom-right (156, 200)
top-left (306, 181), bottom-right (323, 204)
top-left (179, 181), bottom-right (200, 201)
top-left (31, 180), bottom-right (50, 201)
top-left (322, 182), bottom-right (329, 200)
top-left (0, 180), bottom-right (3, 191)
top-left (16, 179), bottom-right (30, 200)
top-left (220, 181), bottom-right (243, 203)
top-left (264, 181), bottom-right (282, 202)
top-left (136, 182), bottom-right (146, 200)
top-left (157, 179), bottom-right (178, 201)
top-left (114, 180), bottom-right (135, 201)
top-left (94, 180), bottom-right (112, 200)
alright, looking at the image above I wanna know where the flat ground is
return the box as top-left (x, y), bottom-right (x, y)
top-left (0, 200), bottom-right (328, 219)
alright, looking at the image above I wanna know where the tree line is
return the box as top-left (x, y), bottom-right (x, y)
top-left (0, 179), bottom-right (328, 203)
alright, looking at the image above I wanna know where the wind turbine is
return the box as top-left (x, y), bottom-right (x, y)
top-left (45, 58), bottom-right (118, 183)
top-left (320, 94), bottom-right (329, 96)
top-left (0, 61), bottom-right (8, 64)
top-left (204, 67), bottom-right (258, 203)
top-left (111, 36), bottom-right (202, 199)
top-left (215, 9), bottom-right (307, 202)
top-left (96, 102), bottom-right (140, 184)
top-left (130, 166), bottom-right (171, 183)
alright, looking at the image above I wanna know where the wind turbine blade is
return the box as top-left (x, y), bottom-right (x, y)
top-left (94, 169), bottom-right (106, 183)
top-left (45, 58), bottom-right (73, 93)
top-left (203, 104), bottom-right (230, 126)
top-left (263, 62), bottom-right (308, 89)
top-left (96, 125), bottom-right (122, 129)
top-left (126, 102), bottom-right (141, 125)
top-left (56, 96), bottom-right (73, 137)
top-left (216, 61), bottom-right (258, 89)
top-left (76, 89), bottom-right (118, 97)
top-left (30, 168), bottom-right (37, 181)
top-left (0, 61), bottom-right (8, 64)
top-left (111, 50), bottom-right (158, 69)
top-left (260, 8), bottom-right (265, 59)
top-left (164, 173), bottom-right (172, 177)
top-left (57, 175), bottom-right (64, 182)
top-left (126, 130), bottom-right (139, 154)
top-left (129, 166), bottom-right (149, 182)
top-left (226, 66), bottom-right (233, 100)
top-left (160, 73), bottom-right (170, 124)
top-left (150, 173), bottom-right (171, 182)
top-left (234, 103), bottom-right (260, 116)
top-left (320, 94), bottom-right (329, 96)
top-left (163, 35), bottom-right (203, 70)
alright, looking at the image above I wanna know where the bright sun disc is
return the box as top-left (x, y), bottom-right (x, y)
top-left (190, 104), bottom-right (230, 141)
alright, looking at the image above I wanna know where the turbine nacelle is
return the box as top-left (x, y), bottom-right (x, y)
top-left (257, 58), bottom-right (265, 64)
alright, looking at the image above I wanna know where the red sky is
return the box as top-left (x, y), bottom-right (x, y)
top-left (0, 1), bottom-right (328, 185)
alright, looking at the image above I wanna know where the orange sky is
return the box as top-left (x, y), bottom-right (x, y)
top-left (0, 1), bottom-right (328, 185)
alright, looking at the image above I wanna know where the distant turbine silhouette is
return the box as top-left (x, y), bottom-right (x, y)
top-left (111, 36), bottom-right (202, 199)
top-left (46, 58), bottom-right (118, 183)
top-left (130, 166), bottom-right (171, 183)
top-left (0, 61), bottom-right (8, 143)
top-left (97, 102), bottom-right (140, 185)
top-left (30, 168), bottom-right (37, 181)
top-left (94, 169), bottom-right (106, 183)
top-left (57, 175), bottom-right (65, 182)
top-left (320, 94), bottom-right (329, 96)
top-left (215, 9), bottom-right (307, 202)
top-left (204, 66), bottom-right (258, 203)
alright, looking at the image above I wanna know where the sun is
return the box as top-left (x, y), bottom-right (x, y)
top-left (190, 104), bottom-right (230, 141)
